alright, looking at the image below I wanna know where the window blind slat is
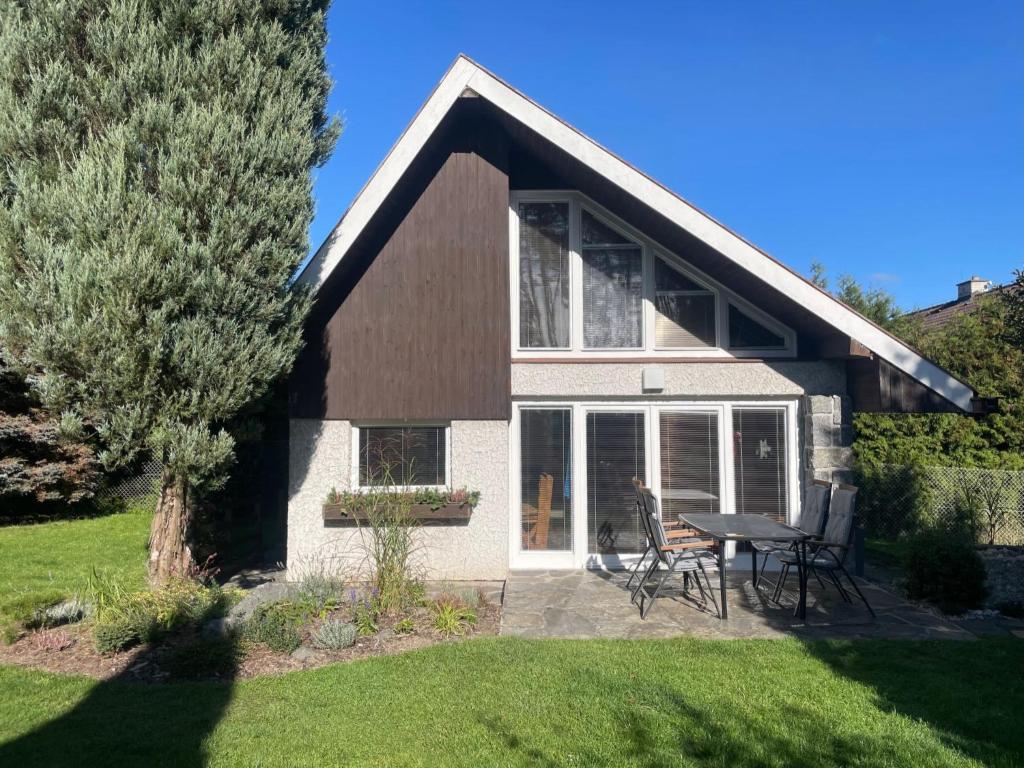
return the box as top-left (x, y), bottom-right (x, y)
top-left (582, 246), bottom-right (643, 348)
top-left (654, 258), bottom-right (716, 348)
top-left (659, 411), bottom-right (720, 519)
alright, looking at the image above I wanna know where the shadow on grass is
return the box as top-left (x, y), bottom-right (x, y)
top-left (0, 632), bottom-right (240, 767)
top-left (807, 638), bottom-right (1024, 766)
top-left (478, 639), bottom-right (1024, 768)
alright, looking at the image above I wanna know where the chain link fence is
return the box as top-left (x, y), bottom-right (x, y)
top-left (857, 464), bottom-right (1024, 545)
top-left (105, 459), bottom-right (161, 501)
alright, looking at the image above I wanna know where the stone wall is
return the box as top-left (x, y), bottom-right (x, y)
top-left (803, 394), bottom-right (853, 485)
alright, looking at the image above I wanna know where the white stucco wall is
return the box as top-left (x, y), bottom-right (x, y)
top-left (287, 419), bottom-right (509, 581)
top-left (288, 361), bottom-right (849, 580)
top-left (511, 360), bottom-right (845, 399)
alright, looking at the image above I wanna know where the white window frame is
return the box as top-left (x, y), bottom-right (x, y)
top-left (351, 423), bottom-right (452, 491)
top-left (509, 190), bottom-right (796, 359)
top-left (509, 399), bottom-right (800, 570)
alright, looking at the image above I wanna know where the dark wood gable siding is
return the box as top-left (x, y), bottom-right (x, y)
top-left (847, 357), bottom-right (960, 413)
top-left (290, 105), bottom-right (511, 421)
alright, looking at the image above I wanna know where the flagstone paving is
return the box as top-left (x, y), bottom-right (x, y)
top-left (499, 568), bottom-right (1000, 641)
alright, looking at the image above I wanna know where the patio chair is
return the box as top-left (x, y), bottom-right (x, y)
top-left (752, 478), bottom-right (831, 587)
top-left (630, 483), bottom-right (720, 619)
top-left (521, 473), bottom-right (553, 550)
top-left (772, 483), bottom-right (875, 617)
top-left (626, 479), bottom-right (702, 591)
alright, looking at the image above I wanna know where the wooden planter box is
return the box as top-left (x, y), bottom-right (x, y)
top-left (322, 502), bottom-right (474, 523)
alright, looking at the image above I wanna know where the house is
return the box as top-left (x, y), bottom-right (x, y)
top-left (287, 56), bottom-right (979, 581)
top-left (908, 275), bottom-right (1010, 332)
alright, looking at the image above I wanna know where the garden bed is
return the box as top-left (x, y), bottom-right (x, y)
top-left (0, 590), bottom-right (501, 683)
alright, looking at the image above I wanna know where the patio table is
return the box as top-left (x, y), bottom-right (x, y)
top-left (677, 513), bottom-right (811, 620)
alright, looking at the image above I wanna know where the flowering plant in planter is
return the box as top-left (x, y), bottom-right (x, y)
top-left (323, 486), bottom-right (481, 511)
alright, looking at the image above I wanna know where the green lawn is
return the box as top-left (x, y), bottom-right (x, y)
top-left (1, 636), bottom-right (1021, 767)
top-left (0, 508), bottom-right (151, 631)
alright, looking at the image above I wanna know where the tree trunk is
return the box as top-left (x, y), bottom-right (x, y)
top-left (148, 469), bottom-right (195, 585)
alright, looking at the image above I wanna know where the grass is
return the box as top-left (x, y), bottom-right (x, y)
top-left (0, 504), bottom-right (151, 637)
top-left (0, 636), bottom-right (1021, 767)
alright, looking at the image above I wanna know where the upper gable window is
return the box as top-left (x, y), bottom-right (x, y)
top-left (728, 304), bottom-right (786, 349)
top-left (580, 210), bottom-right (642, 349)
top-left (654, 257), bottom-right (716, 348)
top-left (512, 193), bottom-right (794, 357)
top-left (519, 202), bottom-right (570, 348)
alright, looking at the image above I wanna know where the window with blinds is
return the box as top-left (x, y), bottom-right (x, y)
top-left (519, 202), bottom-right (570, 348)
top-left (732, 408), bottom-right (789, 522)
top-left (581, 210), bottom-right (642, 348)
top-left (659, 411), bottom-right (720, 521)
top-left (520, 409), bottom-right (573, 552)
top-left (587, 412), bottom-right (646, 555)
top-left (654, 258), bottom-right (716, 348)
top-left (358, 426), bottom-right (446, 487)
top-left (728, 304), bottom-right (785, 349)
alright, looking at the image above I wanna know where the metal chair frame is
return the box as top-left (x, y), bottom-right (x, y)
top-left (630, 483), bottom-right (720, 619)
top-left (772, 484), bottom-right (875, 617)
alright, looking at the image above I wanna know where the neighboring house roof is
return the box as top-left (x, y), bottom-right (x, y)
top-left (908, 283), bottom-right (1013, 332)
top-left (298, 55), bottom-right (976, 413)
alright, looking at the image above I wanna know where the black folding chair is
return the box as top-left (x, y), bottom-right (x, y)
top-left (626, 479), bottom-right (702, 592)
top-left (752, 478), bottom-right (831, 587)
top-left (630, 484), bottom-right (720, 619)
top-left (773, 483), bottom-right (875, 617)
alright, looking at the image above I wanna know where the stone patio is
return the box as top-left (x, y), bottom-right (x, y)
top-left (500, 568), bottom-right (991, 640)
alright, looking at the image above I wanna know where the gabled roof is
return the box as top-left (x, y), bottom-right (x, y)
top-left (299, 55), bottom-right (976, 413)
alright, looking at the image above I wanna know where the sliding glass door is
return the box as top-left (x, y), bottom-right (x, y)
top-left (585, 410), bottom-right (646, 558)
top-left (512, 401), bottom-right (794, 569)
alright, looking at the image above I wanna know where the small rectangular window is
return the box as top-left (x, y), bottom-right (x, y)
top-left (519, 202), bottom-right (570, 348)
top-left (358, 426), bottom-right (446, 487)
top-left (654, 257), bottom-right (716, 348)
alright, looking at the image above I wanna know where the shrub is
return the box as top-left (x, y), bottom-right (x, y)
top-left (903, 529), bottom-right (987, 614)
top-left (430, 595), bottom-right (477, 638)
top-left (352, 596), bottom-right (379, 636)
top-left (93, 603), bottom-right (159, 653)
top-left (394, 617), bottom-right (415, 635)
top-left (296, 571), bottom-right (345, 615)
top-left (0, 590), bottom-right (67, 644)
top-left (89, 574), bottom-right (232, 653)
top-left (242, 602), bottom-right (305, 653)
top-left (311, 619), bottom-right (357, 650)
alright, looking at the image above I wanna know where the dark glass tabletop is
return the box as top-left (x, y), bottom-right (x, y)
top-left (678, 513), bottom-right (809, 542)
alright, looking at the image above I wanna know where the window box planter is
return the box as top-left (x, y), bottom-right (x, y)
top-left (322, 502), bottom-right (474, 523)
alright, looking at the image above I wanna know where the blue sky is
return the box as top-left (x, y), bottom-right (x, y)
top-left (311, 1), bottom-right (1022, 310)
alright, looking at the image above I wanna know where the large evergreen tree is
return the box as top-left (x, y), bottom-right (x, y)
top-left (0, 1), bottom-right (339, 582)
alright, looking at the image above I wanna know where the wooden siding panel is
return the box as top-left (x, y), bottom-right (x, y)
top-left (847, 357), bottom-right (961, 413)
top-left (290, 115), bottom-right (510, 421)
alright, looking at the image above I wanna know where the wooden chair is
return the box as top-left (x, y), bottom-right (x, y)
top-left (521, 473), bottom-right (553, 550)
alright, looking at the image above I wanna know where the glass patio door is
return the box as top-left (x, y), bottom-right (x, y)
top-left (583, 409), bottom-right (647, 565)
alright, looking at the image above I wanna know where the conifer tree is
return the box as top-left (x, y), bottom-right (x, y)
top-left (0, 0), bottom-right (339, 582)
